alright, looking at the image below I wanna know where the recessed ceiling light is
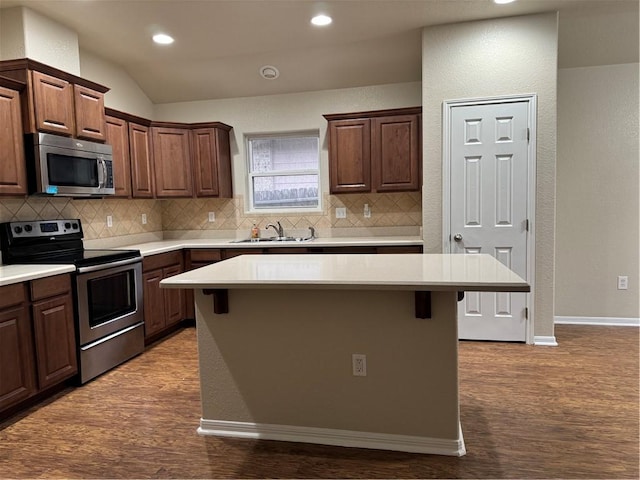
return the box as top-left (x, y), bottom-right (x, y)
top-left (152, 33), bottom-right (174, 45)
top-left (493, 0), bottom-right (516, 4)
top-left (311, 14), bottom-right (332, 26)
top-left (259, 65), bottom-right (280, 80)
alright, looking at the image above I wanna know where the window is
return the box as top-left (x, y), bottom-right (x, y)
top-left (247, 132), bottom-right (320, 211)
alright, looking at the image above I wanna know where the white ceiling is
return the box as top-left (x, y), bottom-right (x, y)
top-left (1, 0), bottom-right (638, 104)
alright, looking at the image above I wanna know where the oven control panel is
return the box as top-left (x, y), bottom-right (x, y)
top-left (5, 219), bottom-right (82, 238)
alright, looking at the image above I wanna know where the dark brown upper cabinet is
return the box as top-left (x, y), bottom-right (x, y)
top-left (0, 59), bottom-right (109, 140)
top-left (0, 78), bottom-right (28, 196)
top-left (152, 126), bottom-right (193, 198)
top-left (104, 115), bottom-right (132, 198)
top-left (104, 111), bottom-right (234, 200)
top-left (129, 122), bottom-right (155, 198)
top-left (324, 107), bottom-right (421, 194)
top-left (73, 84), bottom-right (106, 141)
top-left (191, 125), bottom-right (233, 198)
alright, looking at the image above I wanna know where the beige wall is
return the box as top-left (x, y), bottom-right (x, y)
top-left (0, 7), bottom-right (26, 60)
top-left (0, 6), bottom-right (80, 75)
top-left (79, 49), bottom-right (155, 120)
top-left (421, 13), bottom-right (559, 338)
top-left (195, 288), bottom-right (461, 446)
top-left (556, 63), bottom-right (640, 319)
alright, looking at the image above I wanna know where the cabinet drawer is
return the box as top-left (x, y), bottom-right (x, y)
top-left (143, 251), bottom-right (183, 272)
top-left (222, 248), bottom-right (264, 260)
top-left (0, 283), bottom-right (27, 309)
top-left (30, 274), bottom-right (71, 302)
top-left (189, 249), bottom-right (222, 263)
top-left (377, 246), bottom-right (423, 254)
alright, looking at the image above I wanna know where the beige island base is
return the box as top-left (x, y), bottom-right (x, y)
top-left (161, 253), bottom-right (529, 456)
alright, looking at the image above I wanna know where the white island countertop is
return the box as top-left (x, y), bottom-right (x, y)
top-left (161, 253), bottom-right (529, 292)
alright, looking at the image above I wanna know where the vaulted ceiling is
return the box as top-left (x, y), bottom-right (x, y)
top-left (1, 0), bottom-right (638, 103)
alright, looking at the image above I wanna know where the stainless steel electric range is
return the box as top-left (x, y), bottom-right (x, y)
top-left (0, 219), bottom-right (144, 384)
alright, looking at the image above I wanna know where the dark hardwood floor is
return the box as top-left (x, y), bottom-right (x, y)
top-left (0, 324), bottom-right (638, 479)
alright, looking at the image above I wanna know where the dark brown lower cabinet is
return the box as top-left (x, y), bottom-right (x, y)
top-left (142, 252), bottom-right (185, 342)
top-left (0, 274), bottom-right (77, 417)
top-left (0, 297), bottom-right (35, 411)
top-left (31, 293), bottom-right (77, 390)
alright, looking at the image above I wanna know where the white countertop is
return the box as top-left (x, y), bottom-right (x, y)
top-left (0, 264), bottom-right (76, 287)
top-left (121, 236), bottom-right (423, 256)
top-left (0, 236), bottom-right (422, 287)
top-left (161, 253), bottom-right (530, 292)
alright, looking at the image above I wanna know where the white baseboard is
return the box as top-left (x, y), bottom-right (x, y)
top-left (198, 419), bottom-right (466, 456)
top-left (555, 316), bottom-right (640, 327)
top-left (534, 335), bottom-right (558, 346)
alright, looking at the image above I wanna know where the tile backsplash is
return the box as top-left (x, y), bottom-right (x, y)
top-left (0, 197), bottom-right (162, 240)
top-left (0, 191), bottom-right (421, 240)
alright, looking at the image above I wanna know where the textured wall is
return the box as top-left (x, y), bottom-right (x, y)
top-left (556, 63), bottom-right (639, 319)
top-left (79, 49), bottom-right (155, 120)
top-left (421, 13), bottom-right (558, 338)
top-left (21, 7), bottom-right (80, 75)
top-left (0, 197), bottom-right (162, 240)
top-left (0, 8), bottom-right (26, 60)
top-left (196, 288), bottom-right (461, 442)
top-left (161, 193), bottom-right (421, 234)
top-left (0, 192), bottom-right (420, 242)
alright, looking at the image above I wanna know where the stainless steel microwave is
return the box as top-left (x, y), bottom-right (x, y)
top-left (26, 133), bottom-right (115, 197)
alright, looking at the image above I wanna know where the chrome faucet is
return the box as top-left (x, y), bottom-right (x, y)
top-left (307, 226), bottom-right (316, 239)
top-left (265, 221), bottom-right (284, 238)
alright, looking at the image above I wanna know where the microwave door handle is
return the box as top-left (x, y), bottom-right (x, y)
top-left (97, 158), bottom-right (106, 188)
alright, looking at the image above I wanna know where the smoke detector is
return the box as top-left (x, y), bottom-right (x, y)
top-left (259, 65), bottom-right (280, 80)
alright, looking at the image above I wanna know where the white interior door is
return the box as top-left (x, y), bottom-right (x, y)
top-left (448, 100), bottom-right (531, 342)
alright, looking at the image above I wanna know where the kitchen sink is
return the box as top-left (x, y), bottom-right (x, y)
top-left (230, 236), bottom-right (312, 243)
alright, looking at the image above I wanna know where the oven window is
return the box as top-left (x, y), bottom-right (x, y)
top-left (47, 153), bottom-right (99, 187)
top-left (87, 270), bottom-right (136, 327)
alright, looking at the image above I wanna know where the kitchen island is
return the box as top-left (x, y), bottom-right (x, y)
top-left (161, 253), bottom-right (529, 456)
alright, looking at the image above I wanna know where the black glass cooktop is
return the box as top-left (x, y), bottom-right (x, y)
top-left (4, 248), bottom-right (141, 268)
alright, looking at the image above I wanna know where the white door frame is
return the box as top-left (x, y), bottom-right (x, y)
top-left (442, 94), bottom-right (537, 344)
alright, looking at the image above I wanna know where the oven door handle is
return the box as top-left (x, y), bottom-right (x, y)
top-left (76, 256), bottom-right (143, 274)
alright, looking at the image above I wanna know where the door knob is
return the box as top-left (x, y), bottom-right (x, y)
top-left (453, 233), bottom-right (463, 242)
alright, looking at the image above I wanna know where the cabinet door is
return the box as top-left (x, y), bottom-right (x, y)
top-left (74, 85), bottom-right (106, 141)
top-left (31, 71), bottom-right (75, 136)
top-left (152, 127), bottom-right (193, 197)
top-left (191, 128), bottom-right (233, 198)
top-left (105, 116), bottom-right (131, 197)
top-left (31, 294), bottom-right (78, 390)
top-left (163, 265), bottom-right (185, 328)
top-left (0, 86), bottom-right (27, 195)
top-left (328, 119), bottom-right (371, 193)
top-left (129, 122), bottom-right (155, 198)
top-left (371, 114), bottom-right (420, 192)
top-left (184, 249), bottom-right (222, 319)
top-left (143, 269), bottom-right (165, 338)
top-left (0, 304), bottom-right (36, 411)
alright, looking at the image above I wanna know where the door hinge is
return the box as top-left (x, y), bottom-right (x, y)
top-left (525, 219), bottom-right (529, 232)
top-left (527, 128), bottom-right (530, 143)
top-left (524, 307), bottom-right (529, 320)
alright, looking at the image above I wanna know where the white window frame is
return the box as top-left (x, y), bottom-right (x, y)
top-left (245, 130), bottom-right (322, 214)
